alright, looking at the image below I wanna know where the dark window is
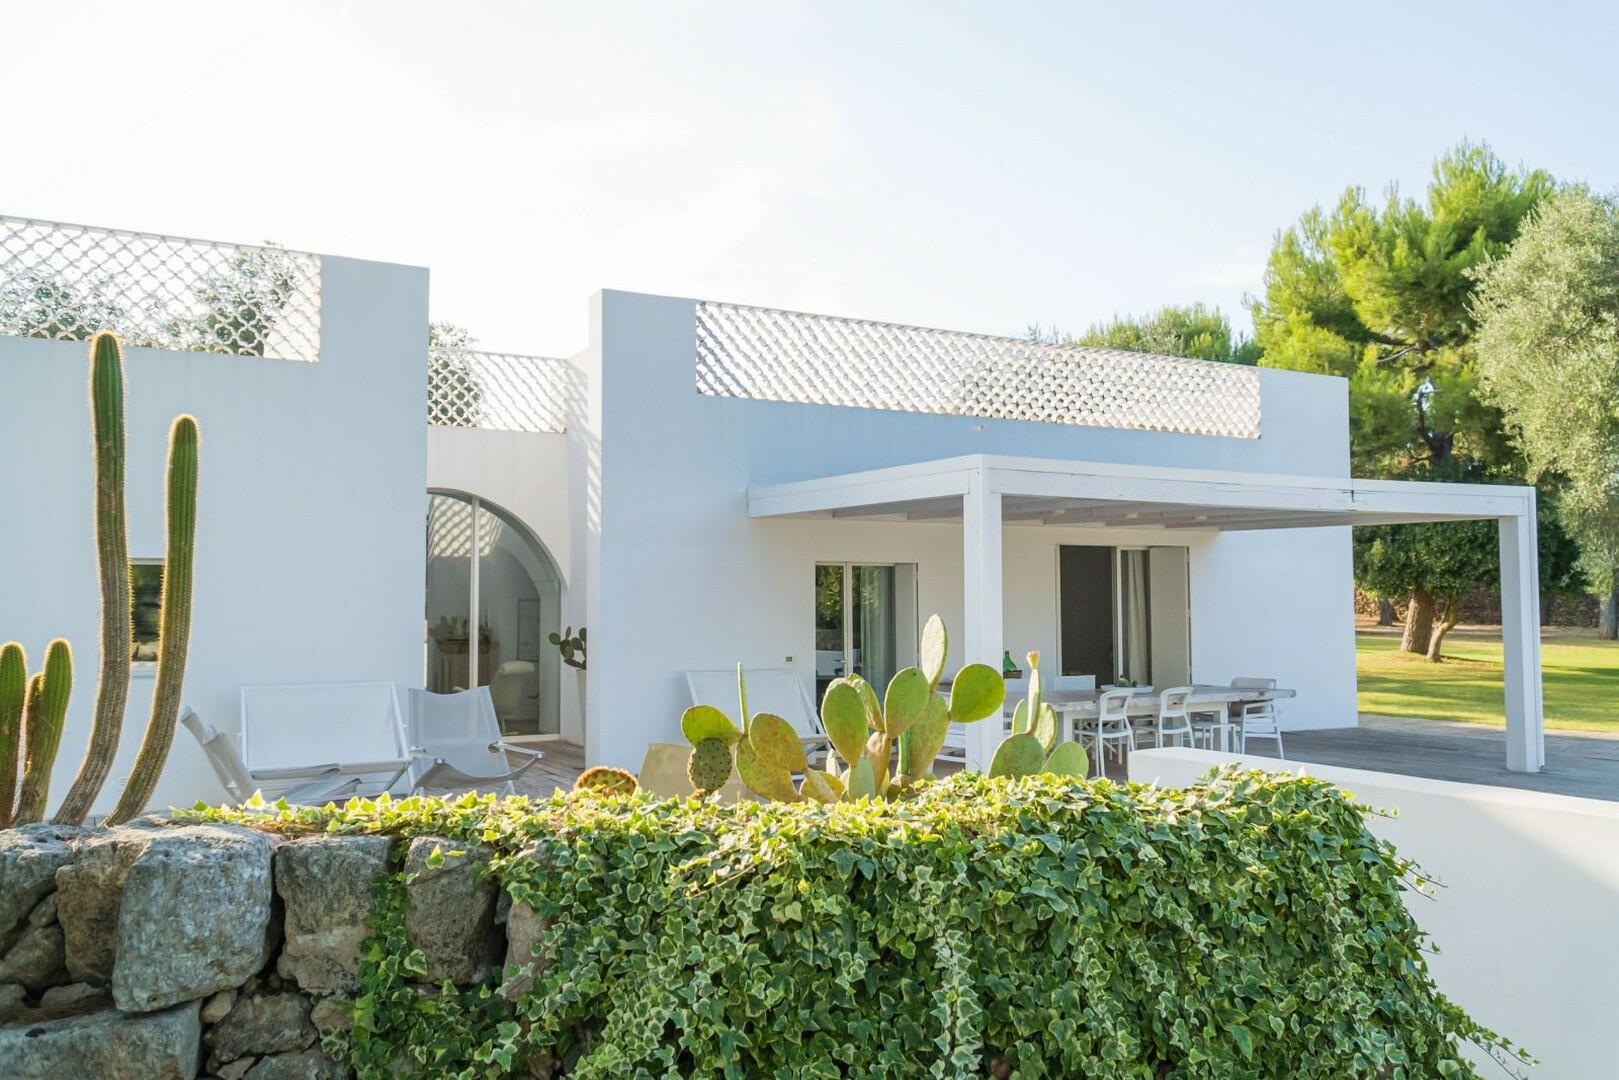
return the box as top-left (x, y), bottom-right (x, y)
top-left (132, 562), bottom-right (163, 662)
top-left (1058, 546), bottom-right (1114, 681)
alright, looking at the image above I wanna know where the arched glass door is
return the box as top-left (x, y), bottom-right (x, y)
top-left (425, 492), bottom-right (562, 736)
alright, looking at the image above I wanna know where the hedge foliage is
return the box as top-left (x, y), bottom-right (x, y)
top-left (182, 769), bottom-right (1523, 1079)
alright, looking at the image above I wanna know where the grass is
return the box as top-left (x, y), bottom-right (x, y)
top-left (1356, 625), bottom-right (1619, 734)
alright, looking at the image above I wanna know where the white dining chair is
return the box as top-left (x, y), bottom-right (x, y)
top-left (1230, 677), bottom-right (1283, 757)
top-left (1148, 687), bottom-right (1202, 749)
top-left (1080, 688), bottom-right (1136, 777)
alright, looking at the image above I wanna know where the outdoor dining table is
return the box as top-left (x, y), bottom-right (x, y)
top-left (1038, 685), bottom-right (1297, 753)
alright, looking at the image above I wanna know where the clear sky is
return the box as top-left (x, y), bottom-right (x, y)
top-left (8, 2), bottom-right (1617, 357)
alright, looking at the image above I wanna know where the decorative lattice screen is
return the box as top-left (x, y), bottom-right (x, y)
top-left (0, 216), bottom-right (321, 362)
top-left (694, 301), bottom-right (1261, 439)
top-left (428, 347), bottom-right (569, 433)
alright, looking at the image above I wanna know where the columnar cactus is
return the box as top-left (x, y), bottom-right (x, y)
top-left (0, 642), bottom-right (26, 827)
top-left (54, 332), bottom-right (133, 825)
top-left (108, 415), bottom-right (199, 823)
top-left (15, 640), bottom-right (72, 825)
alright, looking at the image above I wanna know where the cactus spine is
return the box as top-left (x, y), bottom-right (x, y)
top-left (54, 332), bottom-right (132, 825)
top-left (108, 415), bottom-right (199, 824)
top-left (15, 640), bottom-right (72, 825)
top-left (0, 643), bottom-right (26, 827)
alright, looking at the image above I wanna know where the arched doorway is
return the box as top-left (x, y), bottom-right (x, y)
top-left (425, 491), bottom-right (562, 736)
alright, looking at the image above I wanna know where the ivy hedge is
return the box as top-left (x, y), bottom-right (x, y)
top-left (183, 769), bottom-right (1523, 1079)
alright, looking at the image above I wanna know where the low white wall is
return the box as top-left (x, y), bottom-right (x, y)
top-left (1128, 748), bottom-right (1619, 1079)
top-left (583, 290), bottom-right (1359, 770)
top-left (0, 256), bottom-right (429, 815)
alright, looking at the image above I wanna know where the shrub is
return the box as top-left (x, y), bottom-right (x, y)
top-left (183, 769), bottom-right (1524, 1078)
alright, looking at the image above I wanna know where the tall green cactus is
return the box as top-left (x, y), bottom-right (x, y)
top-left (108, 415), bottom-right (199, 824)
top-left (15, 640), bottom-right (72, 825)
top-left (54, 332), bottom-right (132, 825)
top-left (0, 642), bottom-right (26, 827)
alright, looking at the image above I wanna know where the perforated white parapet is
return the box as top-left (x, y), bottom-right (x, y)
top-left (694, 301), bottom-right (1261, 439)
top-left (0, 216), bottom-right (322, 362)
top-left (428, 347), bottom-right (569, 433)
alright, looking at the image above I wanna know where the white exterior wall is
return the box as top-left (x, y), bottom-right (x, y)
top-left (0, 256), bottom-right (428, 815)
top-left (427, 426), bottom-right (583, 741)
top-left (582, 290), bottom-right (1356, 769)
top-left (1130, 748), bottom-right (1618, 1078)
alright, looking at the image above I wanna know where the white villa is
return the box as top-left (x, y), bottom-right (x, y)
top-left (0, 218), bottom-right (1545, 816)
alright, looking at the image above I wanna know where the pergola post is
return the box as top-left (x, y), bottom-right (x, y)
top-left (1498, 507), bottom-right (1545, 773)
top-left (962, 467), bottom-right (1003, 772)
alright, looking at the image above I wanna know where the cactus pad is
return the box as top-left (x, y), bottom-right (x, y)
top-left (749, 712), bottom-right (806, 774)
top-left (681, 704), bottom-right (742, 747)
top-left (573, 766), bottom-right (638, 797)
top-left (881, 667), bottom-right (930, 737)
top-left (819, 681), bottom-right (869, 765)
top-left (948, 663), bottom-right (1006, 724)
top-left (686, 737), bottom-right (734, 794)
top-left (899, 693), bottom-right (950, 779)
top-left (989, 733), bottom-right (1045, 779)
top-left (919, 614), bottom-right (948, 689)
top-left (799, 769), bottom-right (839, 803)
top-left (735, 737), bottom-right (799, 802)
top-left (1032, 703), bottom-right (1060, 753)
top-left (1043, 741), bottom-right (1089, 778)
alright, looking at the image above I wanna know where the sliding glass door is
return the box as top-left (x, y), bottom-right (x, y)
top-left (1059, 545), bottom-right (1189, 687)
top-left (814, 563), bottom-right (917, 702)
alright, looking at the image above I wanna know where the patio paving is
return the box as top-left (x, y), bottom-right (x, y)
top-left (1244, 714), bottom-right (1619, 803)
top-left (509, 716), bottom-right (1619, 803)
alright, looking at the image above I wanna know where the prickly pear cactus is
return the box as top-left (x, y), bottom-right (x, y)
top-left (573, 766), bottom-right (638, 796)
top-left (679, 616), bottom-right (1088, 803)
top-left (686, 737), bottom-right (733, 794)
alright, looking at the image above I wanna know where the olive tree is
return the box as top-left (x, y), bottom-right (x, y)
top-left (1473, 188), bottom-right (1619, 637)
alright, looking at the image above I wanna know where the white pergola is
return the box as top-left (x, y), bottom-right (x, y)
top-left (749, 453), bottom-right (1544, 774)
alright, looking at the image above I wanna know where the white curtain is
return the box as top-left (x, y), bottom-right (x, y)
top-left (1118, 550), bottom-right (1151, 684)
top-left (854, 566), bottom-right (897, 693)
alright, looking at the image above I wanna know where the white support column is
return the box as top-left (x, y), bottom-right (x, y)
top-left (962, 467), bottom-right (1003, 772)
top-left (1498, 507), bottom-right (1545, 773)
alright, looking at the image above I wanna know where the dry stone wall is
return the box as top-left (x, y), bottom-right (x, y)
top-left (0, 822), bottom-right (531, 1080)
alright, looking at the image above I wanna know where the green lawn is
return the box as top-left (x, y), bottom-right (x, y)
top-left (1356, 626), bottom-right (1619, 733)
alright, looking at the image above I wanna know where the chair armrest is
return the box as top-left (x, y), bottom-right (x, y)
top-left (250, 764), bottom-right (343, 781)
top-left (492, 742), bottom-right (545, 761)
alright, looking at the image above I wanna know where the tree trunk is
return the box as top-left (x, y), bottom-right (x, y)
top-left (1376, 598), bottom-right (1396, 626)
top-left (1401, 588), bottom-right (1435, 655)
top-left (1601, 572), bottom-right (1619, 641)
top-left (1426, 595), bottom-right (1461, 662)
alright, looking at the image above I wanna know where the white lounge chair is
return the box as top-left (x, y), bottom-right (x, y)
top-left (239, 682), bottom-right (411, 799)
top-left (686, 668), bottom-right (830, 766)
top-left (404, 686), bottom-right (545, 795)
top-left (183, 707), bottom-right (362, 805)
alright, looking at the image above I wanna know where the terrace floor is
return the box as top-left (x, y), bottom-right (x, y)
top-left (507, 716), bottom-right (1619, 804)
top-left (1246, 714), bottom-right (1619, 803)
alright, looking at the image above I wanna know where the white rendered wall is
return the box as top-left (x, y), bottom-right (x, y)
top-left (428, 427), bottom-right (581, 740)
top-left (0, 256), bottom-right (428, 816)
top-left (582, 290), bottom-right (1356, 769)
top-left (1129, 748), bottom-right (1618, 1078)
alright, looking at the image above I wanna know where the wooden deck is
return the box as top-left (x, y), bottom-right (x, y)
top-left (508, 739), bottom-right (588, 796)
top-left (507, 717), bottom-right (1619, 804)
